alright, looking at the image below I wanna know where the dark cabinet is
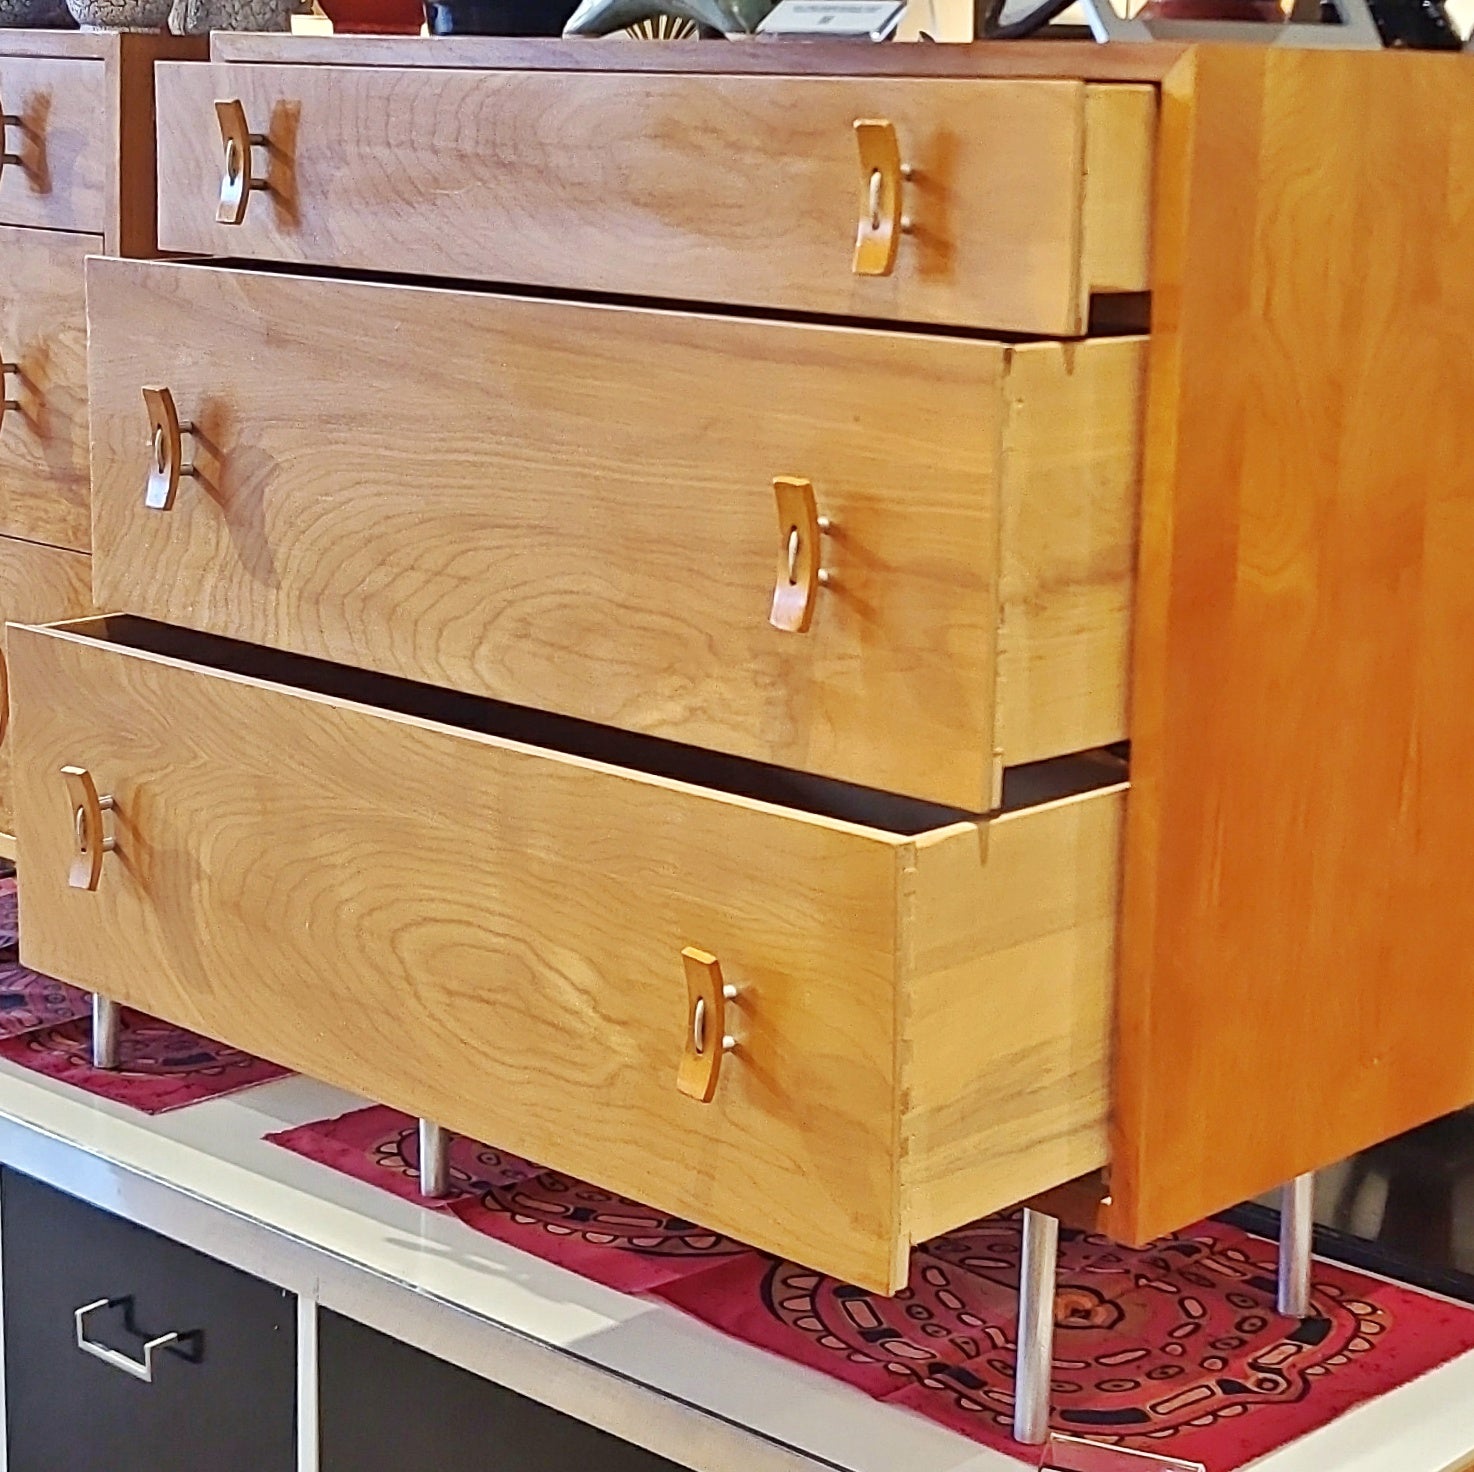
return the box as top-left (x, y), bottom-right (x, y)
top-left (319, 1309), bottom-right (683, 1472)
top-left (1, 1169), bottom-right (296, 1472)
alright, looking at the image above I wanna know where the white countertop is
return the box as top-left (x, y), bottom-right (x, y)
top-left (0, 1057), bottom-right (1466, 1472)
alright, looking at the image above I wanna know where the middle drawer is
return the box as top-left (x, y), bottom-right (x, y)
top-left (87, 258), bottom-right (1143, 810)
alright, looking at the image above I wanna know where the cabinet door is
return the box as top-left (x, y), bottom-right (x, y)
top-left (1, 1169), bottom-right (296, 1472)
top-left (320, 1309), bottom-right (680, 1472)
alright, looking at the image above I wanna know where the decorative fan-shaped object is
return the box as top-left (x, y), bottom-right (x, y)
top-left (616, 9), bottom-right (703, 28)
top-left (562, 0), bottom-right (771, 35)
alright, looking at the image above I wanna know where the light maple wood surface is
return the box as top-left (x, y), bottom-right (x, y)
top-left (0, 227), bottom-right (94, 553)
top-left (0, 536), bottom-right (92, 838)
top-left (10, 617), bottom-right (1121, 1290)
top-left (154, 64), bottom-right (1152, 335)
top-left (0, 56), bottom-right (107, 235)
top-left (207, 34), bottom-right (1184, 83)
top-left (1109, 46), bottom-right (1474, 1245)
top-left (994, 337), bottom-right (1144, 789)
top-left (87, 260), bottom-right (1140, 808)
top-left (902, 784), bottom-right (1124, 1246)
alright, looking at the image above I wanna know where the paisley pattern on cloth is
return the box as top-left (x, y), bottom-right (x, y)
top-left (270, 1105), bottom-right (542, 1210)
top-left (657, 1216), bottom-right (1474, 1468)
top-left (0, 877), bottom-right (90, 1038)
top-left (269, 1104), bottom-right (754, 1293)
top-left (0, 1009), bottom-right (290, 1114)
top-left (268, 1102), bottom-right (1474, 1468)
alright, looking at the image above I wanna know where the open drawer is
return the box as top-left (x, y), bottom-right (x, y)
top-left (87, 257), bottom-right (1145, 811)
top-left (154, 61), bottom-right (1154, 335)
top-left (11, 617), bottom-right (1124, 1292)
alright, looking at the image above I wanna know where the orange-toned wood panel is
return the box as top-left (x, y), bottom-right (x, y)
top-left (1109, 47), bottom-right (1474, 1244)
top-left (0, 228), bottom-right (94, 552)
top-left (154, 63), bottom-right (1151, 334)
top-left (0, 536), bottom-right (92, 836)
top-left (0, 57), bottom-right (107, 234)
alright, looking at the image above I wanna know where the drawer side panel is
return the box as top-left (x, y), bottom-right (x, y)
top-left (899, 786), bottom-right (1123, 1247)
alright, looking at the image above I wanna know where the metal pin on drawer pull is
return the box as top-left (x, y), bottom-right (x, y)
top-left (0, 359), bottom-right (18, 433)
top-left (62, 765), bottom-right (116, 892)
top-left (141, 387), bottom-right (198, 511)
top-left (770, 476), bottom-right (832, 633)
top-left (852, 119), bottom-right (913, 278)
top-left (678, 948), bottom-right (738, 1103)
top-left (0, 103), bottom-right (22, 180)
top-left (215, 99), bottom-right (270, 226)
top-left (74, 1298), bottom-right (184, 1384)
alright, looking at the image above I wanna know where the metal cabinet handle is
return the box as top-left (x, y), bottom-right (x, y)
top-left (62, 765), bottom-right (115, 892)
top-left (215, 99), bottom-right (269, 225)
top-left (0, 359), bottom-right (17, 434)
top-left (852, 119), bottom-right (913, 277)
top-left (0, 104), bottom-right (22, 183)
top-left (677, 947), bottom-right (737, 1103)
top-left (74, 1299), bottom-right (183, 1384)
top-left (769, 476), bottom-right (831, 633)
top-left (142, 387), bottom-right (197, 511)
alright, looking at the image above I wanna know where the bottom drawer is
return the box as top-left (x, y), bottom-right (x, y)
top-left (320, 1308), bottom-right (677, 1472)
top-left (1, 1169), bottom-right (295, 1472)
top-left (11, 616), bottom-right (1124, 1292)
top-left (0, 536), bottom-right (93, 841)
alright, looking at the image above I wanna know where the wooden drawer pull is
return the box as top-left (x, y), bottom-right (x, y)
top-left (142, 387), bottom-right (197, 511)
top-left (62, 765), bottom-right (115, 892)
top-left (215, 99), bottom-right (269, 226)
top-left (0, 360), bottom-right (18, 433)
top-left (852, 119), bottom-right (912, 278)
top-left (770, 476), bottom-right (831, 633)
top-left (677, 947), bottom-right (737, 1103)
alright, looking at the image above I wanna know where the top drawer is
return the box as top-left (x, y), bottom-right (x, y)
top-left (0, 57), bottom-right (108, 234)
top-left (154, 63), bottom-right (1154, 334)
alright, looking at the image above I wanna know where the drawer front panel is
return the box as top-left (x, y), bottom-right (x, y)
top-left (0, 228), bottom-right (95, 551)
top-left (2, 1169), bottom-right (296, 1472)
top-left (90, 259), bottom-right (1016, 808)
top-left (11, 620), bottom-right (905, 1289)
top-left (0, 536), bottom-right (93, 836)
top-left (154, 63), bottom-right (1153, 334)
top-left (0, 59), bottom-right (108, 233)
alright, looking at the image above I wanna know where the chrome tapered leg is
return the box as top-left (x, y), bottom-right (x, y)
top-left (417, 1118), bottom-right (449, 1199)
top-left (1013, 1207), bottom-right (1059, 1445)
top-left (90, 994), bottom-right (120, 1070)
top-left (1277, 1172), bottom-right (1315, 1318)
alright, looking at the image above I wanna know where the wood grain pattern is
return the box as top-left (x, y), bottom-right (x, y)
top-left (207, 34), bottom-right (1185, 82)
top-left (1110, 47), bottom-right (1474, 1244)
top-left (109, 33), bottom-right (207, 259)
top-left (0, 536), bottom-right (93, 838)
top-left (0, 228), bottom-right (94, 552)
top-left (900, 787), bottom-right (1124, 1247)
top-left (89, 260), bottom-right (1133, 808)
top-left (0, 57), bottom-right (107, 235)
top-left (994, 337), bottom-right (1145, 784)
top-left (154, 63), bottom-right (1152, 334)
top-left (11, 619), bottom-right (1121, 1288)
top-left (1079, 84), bottom-right (1157, 311)
top-left (11, 618), bottom-right (908, 1289)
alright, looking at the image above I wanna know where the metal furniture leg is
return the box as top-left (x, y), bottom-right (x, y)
top-left (90, 994), bottom-right (120, 1070)
top-left (417, 1118), bottom-right (449, 1199)
top-left (1277, 1172), bottom-right (1315, 1318)
top-left (1013, 1207), bottom-right (1059, 1445)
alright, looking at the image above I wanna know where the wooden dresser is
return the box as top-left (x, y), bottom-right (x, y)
top-left (12, 36), bottom-right (1474, 1297)
top-left (0, 30), bottom-right (203, 855)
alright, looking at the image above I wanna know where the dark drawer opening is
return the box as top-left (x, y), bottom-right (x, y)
top-left (50, 615), bottom-right (1127, 836)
